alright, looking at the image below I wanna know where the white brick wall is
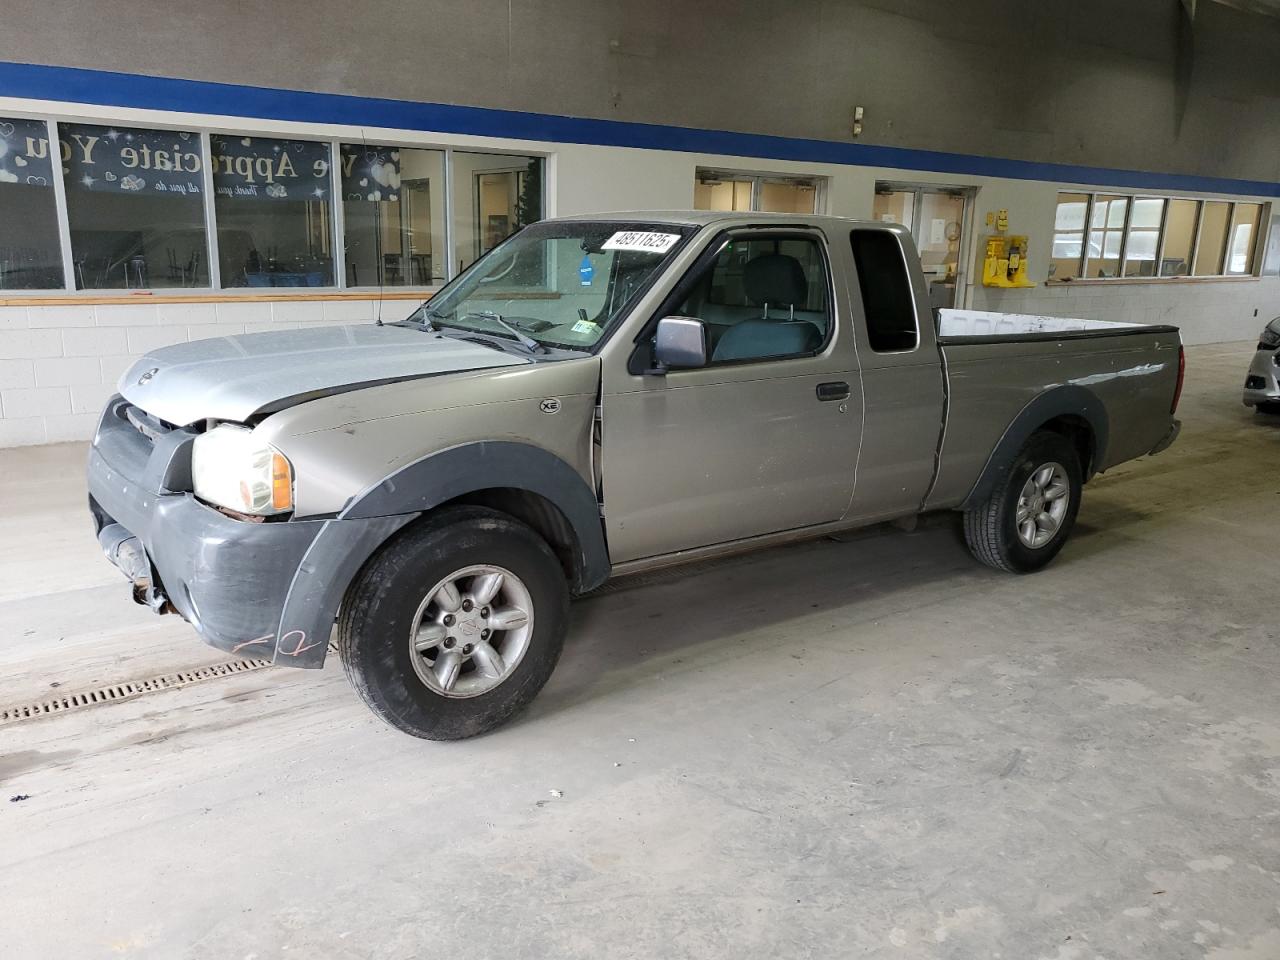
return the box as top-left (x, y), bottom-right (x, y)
top-left (1, 276), bottom-right (1276, 449)
top-left (0, 298), bottom-right (376, 447)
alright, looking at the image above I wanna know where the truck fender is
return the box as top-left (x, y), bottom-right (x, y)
top-left (272, 441), bottom-right (609, 668)
top-left (959, 385), bottom-right (1109, 512)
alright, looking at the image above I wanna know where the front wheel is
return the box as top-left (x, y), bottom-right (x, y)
top-left (338, 506), bottom-right (569, 740)
top-left (963, 430), bottom-right (1082, 574)
top-left (1255, 401), bottom-right (1280, 416)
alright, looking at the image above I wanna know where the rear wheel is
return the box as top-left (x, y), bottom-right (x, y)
top-left (1255, 401), bottom-right (1280, 415)
top-left (963, 431), bottom-right (1082, 574)
top-left (338, 507), bottom-right (568, 740)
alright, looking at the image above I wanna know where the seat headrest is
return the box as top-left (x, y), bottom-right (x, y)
top-left (744, 253), bottom-right (807, 307)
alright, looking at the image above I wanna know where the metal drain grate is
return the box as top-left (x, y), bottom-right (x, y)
top-left (1, 641), bottom-right (338, 726)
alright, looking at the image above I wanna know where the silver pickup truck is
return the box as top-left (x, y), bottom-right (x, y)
top-left (88, 212), bottom-right (1184, 739)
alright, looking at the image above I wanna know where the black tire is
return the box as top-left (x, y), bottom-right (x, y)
top-left (1256, 401), bottom-right (1280, 416)
top-left (963, 430), bottom-right (1082, 574)
top-left (338, 506), bottom-right (568, 740)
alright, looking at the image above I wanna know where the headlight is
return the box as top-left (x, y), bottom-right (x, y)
top-left (1261, 317), bottom-right (1280, 349)
top-left (191, 424), bottom-right (293, 516)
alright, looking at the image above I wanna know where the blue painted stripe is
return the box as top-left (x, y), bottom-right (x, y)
top-left (2, 59), bottom-right (1277, 199)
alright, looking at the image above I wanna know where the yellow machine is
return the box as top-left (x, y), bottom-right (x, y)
top-left (982, 233), bottom-right (1036, 288)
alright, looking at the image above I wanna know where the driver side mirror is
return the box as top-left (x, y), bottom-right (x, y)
top-left (648, 316), bottom-right (707, 374)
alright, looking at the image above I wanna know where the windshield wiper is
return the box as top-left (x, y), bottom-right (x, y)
top-left (415, 307), bottom-right (445, 331)
top-left (459, 310), bottom-right (546, 355)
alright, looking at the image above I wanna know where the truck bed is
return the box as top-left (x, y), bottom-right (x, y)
top-left (925, 310), bottom-right (1182, 511)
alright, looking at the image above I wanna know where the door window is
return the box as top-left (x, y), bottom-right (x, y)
top-left (850, 229), bottom-right (918, 353)
top-left (675, 234), bottom-right (831, 364)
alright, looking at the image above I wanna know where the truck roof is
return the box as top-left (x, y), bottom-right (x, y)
top-left (551, 210), bottom-right (892, 230)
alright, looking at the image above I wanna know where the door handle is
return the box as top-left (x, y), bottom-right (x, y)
top-left (816, 381), bottom-right (850, 402)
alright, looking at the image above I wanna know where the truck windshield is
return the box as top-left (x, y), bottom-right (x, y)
top-left (407, 220), bottom-right (696, 350)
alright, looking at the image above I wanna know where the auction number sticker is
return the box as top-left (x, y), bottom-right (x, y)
top-left (601, 231), bottom-right (682, 254)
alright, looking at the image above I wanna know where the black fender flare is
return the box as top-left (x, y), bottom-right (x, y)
top-left (959, 385), bottom-right (1109, 512)
top-left (272, 441), bottom-right (609, 668)
top-left (343, 440), bottom-right (610, 593)
top-left (342, 441), bottom-right (608, 589)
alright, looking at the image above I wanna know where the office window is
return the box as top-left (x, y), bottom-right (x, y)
top-left (1193, 201), bottom-right (1231, 277)
top-left (696, 175), bottom-right (753, 212)
top-left (1160, 199), bottom-right (1198, 277)
top-left (695, 169), bottom-right (822, 214)
top-left (0, 118), bottom-right (63, 289)
top-left (759, 180), bottom-right (818, 213)
top-left (1051, 191), bottom-right (1268, 281)
top-left (1122, 198), bottom-right (1164, 278)
top-left (341, 144), bottom-right (444, 287)
top-left (452, 152), bottom-right (542, 276)
top-left (1050, 192), bottom-right (1089, 281)
top-left (1227, 202), bottom-right (1262, 275)
top-left (60, 123), bottom-right (207, 289)
top-left (1086, 195), bottom-right (1128, 278)
top-left (211, 135), bottom-right (333, 288)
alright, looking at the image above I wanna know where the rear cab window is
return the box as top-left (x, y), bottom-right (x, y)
top-left (850, 229), bottom-right (919, 353)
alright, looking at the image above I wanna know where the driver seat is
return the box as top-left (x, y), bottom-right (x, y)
top-left (711, 253), bottom-right (823, 362)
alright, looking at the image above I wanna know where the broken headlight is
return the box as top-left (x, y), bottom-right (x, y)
top-left (1260, 317), bottom-right (1280, 349)
top-left (191, 424), bottom-right (293, 516)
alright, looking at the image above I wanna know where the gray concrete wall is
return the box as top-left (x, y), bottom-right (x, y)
top-left (1, 1), bottom-right (1277, 183)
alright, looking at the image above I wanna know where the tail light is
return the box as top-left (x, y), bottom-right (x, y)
top-left (1171, 345), bottom-right (1185, 415)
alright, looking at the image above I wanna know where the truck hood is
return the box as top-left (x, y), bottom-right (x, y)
top-left (118, 324), bottom-right (529, 426)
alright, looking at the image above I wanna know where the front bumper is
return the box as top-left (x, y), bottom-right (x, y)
top-left (1243, 345), bottom-right (1280, 407)
top-left (88, 397), bottom-right (411, 668)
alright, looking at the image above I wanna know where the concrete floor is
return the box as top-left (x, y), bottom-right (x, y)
top-left (1, 341), bottom-right (1278, 959)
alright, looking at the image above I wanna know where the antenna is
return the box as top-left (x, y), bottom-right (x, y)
top-left (371, 129), bottom-right (386, 327)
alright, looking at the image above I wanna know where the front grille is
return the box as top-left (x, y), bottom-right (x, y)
top-left (111, 400), bottom-right (181, 450)
top-left (123, 404), bottom-right (172, 443)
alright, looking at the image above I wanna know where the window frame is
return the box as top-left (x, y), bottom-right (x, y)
top-left (1051, 190), bottom-right (1269, 283)
top-left (0, 110), bottom-right (548, 297)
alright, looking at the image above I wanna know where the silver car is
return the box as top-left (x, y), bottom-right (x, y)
top-left (1243, 316), bottom-right (1280, 414)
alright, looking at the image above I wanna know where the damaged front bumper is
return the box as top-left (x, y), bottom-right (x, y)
top-left (87, 397), bottom-right (410, 668)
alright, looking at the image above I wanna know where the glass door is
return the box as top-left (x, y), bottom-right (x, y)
top-left (873, 183), bottom-right (973, 309)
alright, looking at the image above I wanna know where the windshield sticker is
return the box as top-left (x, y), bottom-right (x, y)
top-left (572, 319), bottom-right (601, 335)
top-left (602, 231), bottom-right (681, 254)
top-left (578, 254), bottom-right (595, 286)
